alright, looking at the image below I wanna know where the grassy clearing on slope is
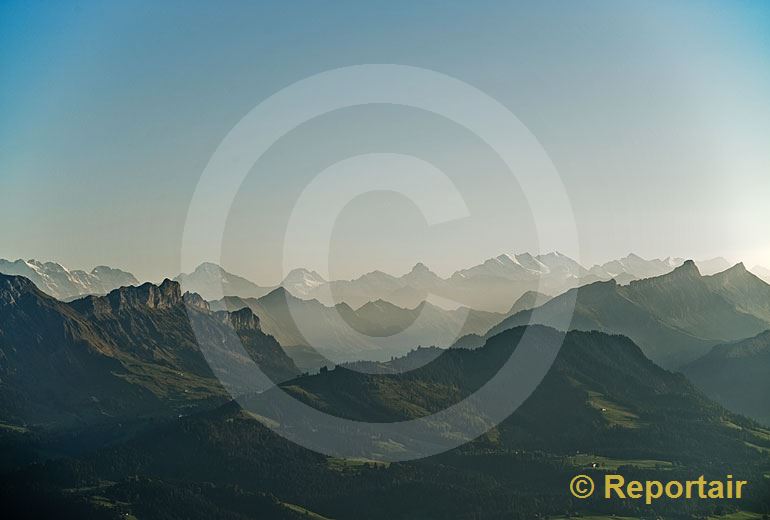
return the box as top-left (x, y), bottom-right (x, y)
top-left (551, 515), bottom-right (638, 520)
top-left (748, 426), bottom-right (770, 442)
top-left (744, 441), bottom-right (770, 454)
top-left (567, 454), bottom-right (673, 471)
top-left (327, 457), bottom-right (390, 473)
top-left (282, 502), bottom-right (334, 519)
top-left (0, 420), bottom-right (28, 433)
top-left (118, 360), bottom-right (224, 400)
top-left (587, 391), bottom-right (640, 429)
top-left (723, 420), bottom-right (770, 444)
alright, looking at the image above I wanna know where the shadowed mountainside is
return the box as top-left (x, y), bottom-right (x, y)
top-left (0, 274), bottom-right (298, 428)
top-left (3, 326), bottom-right (768, 519)
top-left (684, 329), bottom-right (770, 426)
top-left (481, 261), bottom-right (770, 368)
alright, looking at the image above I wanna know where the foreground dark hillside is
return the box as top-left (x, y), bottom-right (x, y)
top-left (262, 326), bottom-right (770, 465)
top-left (684, 329), bottom-right (770, 426)
top-left (1, 325), bottom-right (768, 519)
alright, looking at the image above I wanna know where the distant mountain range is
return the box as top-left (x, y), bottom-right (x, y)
top-left (173, 262), bottom-right (274, 301)
top-left (4, 255), bottom-right (769, 374)
top-left (0, 274), bottom-right (298, 428)
top-left (209, 287), bottom-right (512, 370)
top-left (475, 261), bottom-right (770, 368)
top-left (0, 258), bottom-right (138, 301)
top-left (1, 254), bottom-right (752, 313)
top-left (174, 253), bottom-right (738, 312)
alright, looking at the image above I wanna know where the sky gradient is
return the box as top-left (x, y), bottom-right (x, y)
top-left (1, 1), bottom-right (769, 283)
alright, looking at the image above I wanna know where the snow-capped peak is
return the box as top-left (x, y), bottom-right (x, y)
top-left (0, 258), bottom-right (139, 300)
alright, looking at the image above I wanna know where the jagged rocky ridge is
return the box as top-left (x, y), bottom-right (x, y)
top-left (0, 274), bottom-right (299, 428)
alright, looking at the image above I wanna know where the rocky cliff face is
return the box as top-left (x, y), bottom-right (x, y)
top-left (105, 279), bottom-right (181, 310)
top-left (220, 306), bottom-right (261, 331)
top-left (0, 273), bottom-right (299, 428)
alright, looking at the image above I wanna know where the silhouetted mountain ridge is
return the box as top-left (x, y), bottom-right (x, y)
top-left (482, 261), bottom-right (770, 367)
top-left (210, 288), bottom-right (510, 370)
top-left (0, 274), bottom-right (299, 428)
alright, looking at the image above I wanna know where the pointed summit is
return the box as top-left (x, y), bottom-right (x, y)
top-left (707, 262), bottom-right (764, 285)
top-left (410, 262), bottom-right (430, 273)
top-left (356, 298), bottom-right (403, 313)
top-left (264, 285), bottom-right (291, 298)
top-left (722, 262), bottom-right (747, 274)
top-left (174, 263), bottom-right (270, 301)
top-left (280, 268), bottom-right (326, 299)
top-left (259, 285), bottom-right (300, 306)
top-left (357, 270), bottom-right (397, 282)
top-left (195, 262), bottom-right (226, 274)
top-left (282, 267), bottom-right (326, 284)
top-left (669, 259), bottom-right (701, 277)
top-left (401, 262), bottom-right (441, 286)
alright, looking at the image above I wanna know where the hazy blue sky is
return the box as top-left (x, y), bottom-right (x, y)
top-left (1, 1), bottom-right (769, 283)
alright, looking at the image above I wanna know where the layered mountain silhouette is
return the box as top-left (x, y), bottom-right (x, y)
top-left (254, 326), bottom-right (768, 459)
top-left (506, 289), bottom-right (551, 314)
top-left (0, 274), bottom-right (298, 428)
top-left (181, 253), bottom-right (733, 312)
top-left (0, 258), bottom-right (138, 301)
top-left (5, 255), bottom-right (767, 374)
top-left (481, 261), bottom-right (770, 368)
top-left (695, 256), bottom-right (733, 275)
top-left (210, 287), bottom-right (509, 370)
top-left (588, 254), bottom-right (730, 279)
top-left (174, 262), bottom-right (274, 301)
top-left (279, 267), bottom-right (327, 299)
top-left (1, 262), bottom-right (770, 518)
top-left (6, 326), bottom-right (768, 519)
top-left (4, 254), bottom-right (738, 314)
top-left (684, 329), bottom-right (770, 426)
